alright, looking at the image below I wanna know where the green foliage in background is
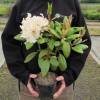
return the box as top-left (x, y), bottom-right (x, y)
top-left (81, 0), bottom-right (100, 3)
top-left (0, 4), bottom-right (11, 17)
top-left (0, 0), bottom-right (14, 17)
top-left (0, 0), bottom-right (15, 4)
top-left (81, 4), bottom-right (100, 20)
top-left (0, 0), bottom-right (100, 20)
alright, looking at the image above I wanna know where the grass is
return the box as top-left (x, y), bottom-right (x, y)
top-left (81, 3), bottom-right (100, 11)
top-left (86, 21), bottom-right (100, 36)
top-left (81, 3), bottom-right (100, 20)
top-left (88, 28), bottom-right (100, 36)
top-left (0, 0), bottom-right (15, 4)
top-left (0, 4), bottom-right (11, 17)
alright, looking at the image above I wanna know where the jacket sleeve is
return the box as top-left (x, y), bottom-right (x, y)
top-left (62, 0), bottom-right (91, 86)
top-left (1, 0), bottom-right (30, 86)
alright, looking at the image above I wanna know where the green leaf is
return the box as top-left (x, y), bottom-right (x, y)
top-left (50, 28), bottom-right (60, 38)
top-left (61, 40), bottom-right (71, 58)
top-left (39, 49), bottom-right (48, 58)
top-left (14, 34), bottom-right (25, 41)
top-left (72, 44), bottom-right (88, 54)
top-left (38, 58), bottom-right (50, 77)
top-left (79, 44), bottom-right (88, 50)
top-left (48, 39), bottom-right (55, 51)
top-left (63, 16), bottom-right (68, 23)
top-left (73, 38), bottom-right (82, 45)
top-left (67, 34), bottom-right (80, 41)
top-left (55, 27), bottom-right (62, 35)
top-left (37, 38), bottom-right (47, 44)
top-left (58, 54), bottom-right (67, 71)
top-left (55, 21), bottom-right (62, 27)
top-left (54, 21), bottom-right (62, 35)
top-left (47, 2), bottom-right (52, 15)
top-left (24, 52), bottom-right (37, 63)
top-left (67, 27), bottom-right (84, 36)
top-left (50, 56), bottom-right (59, 71)
top-left (50, 21), bottom-right (55, 29)
top-left (54, 41), bottom-right (61, 47)
top-left (72, 45), bottom-right (83, 54)
top-left (25, 42), bottom-right (33, 50)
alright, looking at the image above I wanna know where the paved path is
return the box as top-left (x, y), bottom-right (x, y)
top-left (91, 36), bottom-right (100, 65)
top-left (0, 31), bottom-right (5, 68)
top-left (0, 17), bottom-right (7, 68)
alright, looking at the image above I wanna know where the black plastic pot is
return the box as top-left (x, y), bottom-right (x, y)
top-left (32, 72), bottom-right (57, 100)
top-left (36, 82), bottom-right (56, 100)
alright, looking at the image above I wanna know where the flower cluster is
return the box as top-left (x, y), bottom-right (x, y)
top-left (20, 13), bottom-right (49, 43)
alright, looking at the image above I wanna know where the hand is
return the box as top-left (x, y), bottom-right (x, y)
top-left (53, 76), bottom-right (66, 99)
top-left (27, 74), bottom-right (39, 97)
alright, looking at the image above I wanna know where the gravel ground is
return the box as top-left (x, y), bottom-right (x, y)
top-left (0, 55), bottom-right (100, 100)
top-left (74, 55), bottom-right (100, 100)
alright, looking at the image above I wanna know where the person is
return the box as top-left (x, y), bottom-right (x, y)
top-left (1, 0), bottom-right (91, 100)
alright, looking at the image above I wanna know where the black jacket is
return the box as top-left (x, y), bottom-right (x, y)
top-left (1, 0), bottom-right (91, 86)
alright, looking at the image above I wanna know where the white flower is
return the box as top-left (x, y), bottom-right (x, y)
top-left (20, 13), bottom-right (49, 43)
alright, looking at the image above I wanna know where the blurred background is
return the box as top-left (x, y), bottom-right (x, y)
top-left (0, 0), bottom-right (100, 100)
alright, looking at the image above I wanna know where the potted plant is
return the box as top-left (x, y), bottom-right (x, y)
top-left (14, 3), bottom-right (88, 99)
